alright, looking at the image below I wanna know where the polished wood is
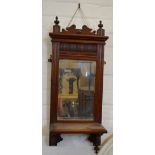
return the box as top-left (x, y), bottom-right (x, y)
top-left (48, 16), bottom-right (109, 153)
top-left (51, 122), bottom-right (107, 134)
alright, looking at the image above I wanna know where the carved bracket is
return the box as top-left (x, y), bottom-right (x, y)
top-left (49, 133), bottom-right (63, 146)
top-left (88, 133), bottom-right (105, 154)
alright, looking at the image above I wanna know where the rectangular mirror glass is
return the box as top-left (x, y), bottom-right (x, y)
top-left (57, 59), bottom-right (96, 120)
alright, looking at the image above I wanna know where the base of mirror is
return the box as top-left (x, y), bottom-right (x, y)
top-left (49, 133), bottom-right (63, 146)
top-left (88, 134), bottom-right (102, 153)
top-left (49, 122), bottom-right (107, 154)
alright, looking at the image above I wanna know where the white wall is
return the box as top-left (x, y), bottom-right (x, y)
top-left (42, 0), bottom-right (113, 155)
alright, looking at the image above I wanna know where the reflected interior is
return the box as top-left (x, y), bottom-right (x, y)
top-left (57, 60), bottom-right (96, 120)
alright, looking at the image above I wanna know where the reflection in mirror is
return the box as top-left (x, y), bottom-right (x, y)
top-left (57, 60), bottom-right (96, 120)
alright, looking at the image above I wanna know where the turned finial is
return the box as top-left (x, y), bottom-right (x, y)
top-left (98, 20), bottom-right (103, 29)
top-left (54, 16), bottom-right (59, 25)
top-left (97, 20), bottom-right (105, 36)
top-left (53, 16), bottom-right (60, 33)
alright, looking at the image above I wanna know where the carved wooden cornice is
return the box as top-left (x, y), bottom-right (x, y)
top-left (49, 16), bottom-right (109, 43)
top-left (62, 25), bottom-right (96, 35)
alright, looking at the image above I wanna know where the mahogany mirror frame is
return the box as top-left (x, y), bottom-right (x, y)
top-left (48, 16), bottom-right (109, 154)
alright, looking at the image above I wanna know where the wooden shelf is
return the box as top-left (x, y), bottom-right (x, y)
top-left (50, 122), bottom-right (107, 134)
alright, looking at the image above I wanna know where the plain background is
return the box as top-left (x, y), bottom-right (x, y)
top-left (0, 0), bottom-right (155, 155)
top-left (42, 0), bottom-right (112, 154)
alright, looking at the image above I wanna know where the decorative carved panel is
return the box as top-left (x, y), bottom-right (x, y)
top-left (62, 25), bottom-right (96, 35)
top-left (60, 43), bottom-right (97, 52)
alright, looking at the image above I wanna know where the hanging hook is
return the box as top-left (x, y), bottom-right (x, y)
top-left (67, 2), bottom-right (90, 28)
top-left (67, 3), bottom-right (80, 27)
top-left (48, 55), bottom-right (52, 62)
top-left (78, 3), bottom-right (80, 9)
